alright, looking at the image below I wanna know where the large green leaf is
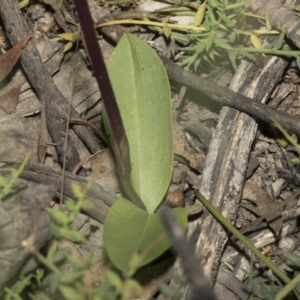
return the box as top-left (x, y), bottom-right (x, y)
top-left (104, 33), bottom-right (173, 213)
top-left (103, 198), bottom-right (187, 272)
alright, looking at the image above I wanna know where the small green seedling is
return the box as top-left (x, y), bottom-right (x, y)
top-left (58, 31), bottom-right (80, 53)
top-left (74, 0), bottom-right (187, 274)
top-left (272, 117), bottom-right (300, 163)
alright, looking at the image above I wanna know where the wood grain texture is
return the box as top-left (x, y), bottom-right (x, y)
top-left (168, 53), bottom-right (289, 297)
top-left (1, 163), bottom-right (116, 223)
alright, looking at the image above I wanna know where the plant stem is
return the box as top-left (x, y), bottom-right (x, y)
top-left (195, 192), bottom-right (291, 284)
top-left (276, 272), bottom-right (300, 300)
top-left (97, 19), bottom-right (205, 33)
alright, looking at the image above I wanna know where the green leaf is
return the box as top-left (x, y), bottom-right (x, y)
top-left (195, 41), bottom-right (207, 54)
top-left (214, 39), bottom-right (232, 50)
top-left (250, 34), bottom-right (262, 49)
top-left (238, 49), bottom-right (256, 61)
top-left (63, 42), bottom-right (73, 53)
top-left (291, 158), bottom-right (300, 164)
top-left (225, 1), bottom-right (249, 10)
top-left (163, 23), bottom-right (172, 38)
top-left (18, 0), bottom-right (29, 8)
top-left (13, 274), bottom-right (34, 294)
top-left (49, 223), bottom-right (64, 239)
top-left (51, 249), bottom-right (70, 264)
top-left (122, 279), bottom-right (143, 299)
top-left (30, 291), bottom-right (51, 300)
top-left (44, 273), bottom-right (60, 294)
top-left (228, 50), bottom-right (238, 70)
top-left (158, 282), bottom-right (175, 298)
top-left (20, 256), bottom-right (39, 276)
top-left (46, 208), bottom-right (69, 226)
top-left (59, 285), bottom-right (81, 300)
top-left (207, 5), bottom-right (216, 22)
top-left (67, 255), bottom-right (94, 270)
top-left (282, 251), bottom-right (300, 268)
top-left (170, 38), bottom-right (176, 57)
top-left (104, 270), bottom-right (122, 292)
top-left (194, 0), bottom-right (207, 26)
top-left (60, 271), bottom-right (84, 285)
top-left (104, 33), bottom-right (173, 213)
top-left (206, 30), bottom-right (215, 51)
top-left (208, 0), bottom-right (221, 9)
top-left (64, 199), bottom-right (76, 211)
top-left (80, 199), bottom-right (95, 210)
top-left (272, 117), bottom-right (300, 155)
top-left (266, 13), bottom-right (272, 31)
top-left (103, 198), bottom-right (187, 272)
top-left (228, 31), bottom-right (237, 44)
top-left (58, 31), bottom-right (80, 42)
top-left (208, 50), bottom-right (216, 61)
top-left (194, 57), bottom-right (202, 70)
top-left (70, 182), bottom-right (85, 199)
top-left (219, 13), bottom-right (235, 28)
top-left (273, 31), bottom-right (285, 50)
top-left (277, 137), bottom-right (288, 147)
top-left (63, 228), bottom-right (87, 243)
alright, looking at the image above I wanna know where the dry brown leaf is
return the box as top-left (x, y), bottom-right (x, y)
top-left (0, 83), bottom-right (22, 114)
top-left (0, 34), bottom-right (32, 82)
top-left (242, 181), bottom-right (283, 235)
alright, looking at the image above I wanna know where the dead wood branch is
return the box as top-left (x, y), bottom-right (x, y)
top-left (0, 0), bottom-right (101, 171)
top-left (0, 163), bottom-right (117, 223)
top-left (169, 55), bottom-right (289, 298)
top-left (160, 56), bottom-right (300, 135)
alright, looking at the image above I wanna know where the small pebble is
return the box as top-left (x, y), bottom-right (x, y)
top-left (271, 178), bottom-right (285, 198)
top-left (278, 237), bottom-right (297, 253)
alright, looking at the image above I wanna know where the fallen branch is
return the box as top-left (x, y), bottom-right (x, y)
top-left (0, 163), bottom-right (117, 223)
top-left (160, 56), bottom-right (300, 135)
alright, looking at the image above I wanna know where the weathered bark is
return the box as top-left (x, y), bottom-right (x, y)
top-left (0, 185), bottom-right (56, 289)
top-left (0, 0), bottom-right (101, 171)
top-left (167, 54), bottom-right (289, 297)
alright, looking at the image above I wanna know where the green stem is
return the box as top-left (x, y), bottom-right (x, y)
top-left (231, 47), bottom-right (300, 57)
top-left (276, 272), bottom-right (300, 300)
top-left (34, 251), bottom-right (61, 275)
top-left (195, 192), bottom-right (290, 283)
top-left (97, 19), bottom-right (205, 33)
